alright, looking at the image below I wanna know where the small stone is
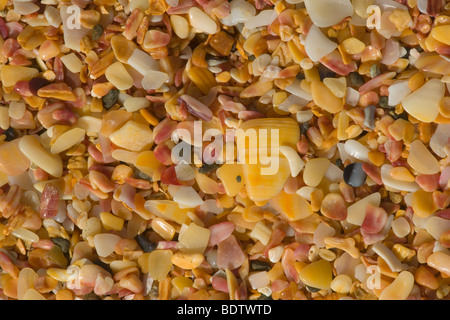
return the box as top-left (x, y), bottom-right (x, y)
top-left (251, 260), bottom-right (271, 271)
top-left (92, 25), bottom-right (104, 41)
top-left (343, 162), bottom-right (367, 187)
top-left (414, 266), bottom-right (439, 290)
top-left (391, 217), bottom-right (411, 238)
top-left (209, 31), bottom-right (234, 56)
top-left (370, 64), bottom-right (380, 78)
top-left (378, 96), bottom-right (389, 109)
top-left (3, 128), bottom-right (16, 142)
top-left (349, 72), bottom-right (365, 87)
top-left (135, 233), bottom-right (157, 253)
top-left (0, 65), bottom-right (39, 87)
top-left (102, 89), bottom-right (120, 109)
top-left (364, 104), bottom-right (376, 130)
top-left (51, 237), bottom-right (71, 254)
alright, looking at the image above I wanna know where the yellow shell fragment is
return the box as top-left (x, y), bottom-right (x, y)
top-left (298, 259), bottom-right (333, 290)
top-left (109, 121), bottom-right (153, 152)
top-left (311, 80), bottom-right (344, 114)
top-left (379, 271), bottom-right (414, 300)
top-left (303, 158), bottom-right (330, 187)
top-left (236, 118), bottom-right (300, 202)
top-left (271, 191), bottom-right (314, 221)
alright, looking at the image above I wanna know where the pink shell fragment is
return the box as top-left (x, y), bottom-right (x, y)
top-left (320, 50), bottom-right (357, 76)
top-left (415, 174), bottom-right (440, 192)
top-left (178, 95), bottom-right (213, 121)
top-left (208, 221), bottom-right (235, 247)
top-left (39, 183), bottom-right (60, 219)
top-left (281, 248), bottom-right (298, 283)
top-left (217, 234), bottom-right (246, 270)
top-left (361, 204), bottom-right (388, 234)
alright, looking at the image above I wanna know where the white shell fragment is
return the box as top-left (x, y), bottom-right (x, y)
top-left (429, 124), bottom-right (450, 158)
top-left (244, 10), bottom-right (277, 30)
top-left (50, 128), bottom-right (86, 154)
top-left (371, 241), bottom-right (404, 272)
top-left (380, 164), bottom-right (420, 192)
top-left (168, 186), bottom-right (204, 208)
top-left (279, 146), bottom-right (305, 177)
top-left (142, 70), bottom-right (169, 90)
top-left (188, 7), bottom-right (218, 34)
top-left (304, 0), bottom-right (354, 27)
top-left (388, 81), bottom-right (411, 107)
top-left (344, 139), bottom-right (370, 162)
top-left (304, 25), bottom-right (338, 62)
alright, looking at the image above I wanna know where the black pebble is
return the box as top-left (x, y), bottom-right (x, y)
top-left (251, 260), bottom-right (271, 271)
top-left (258, 294), bottom-right (273, 300)
top-left (84, 292), bottom-right (101, 300)
top-left (318, 64), bottom-right (336, 80)
top-left (343, 162), bottom-right (367, 187)
top-left (335, 158), bottom-right (343, 167)
top-left (102, 89), bottom-right (120, 110)
top-left (93, 259), bottom-right (113, 274)
top-left (199, 162), bottom-right (220, 174)
top-left (296, 72), bottom-right (305, 81)
top-left (300, 122), bottom-right (309, 135)
top-left (305, 285), bottom-right (321, 293)
top-left (136, 233), bottom-right (157, 253)
top-left (378, 96), bottom-right (390, 109)
top-left (51, 237), bottom-right (71, 254)
top-left (3, 128), bottom-right (16, 141)
top-left (349, 72), bottom-right (365, 87)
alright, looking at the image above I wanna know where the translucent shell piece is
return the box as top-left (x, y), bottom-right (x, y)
top-left (0, 139), bottom-right (31, 176)
top-left (402, 79), bottom-right (445, 123)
